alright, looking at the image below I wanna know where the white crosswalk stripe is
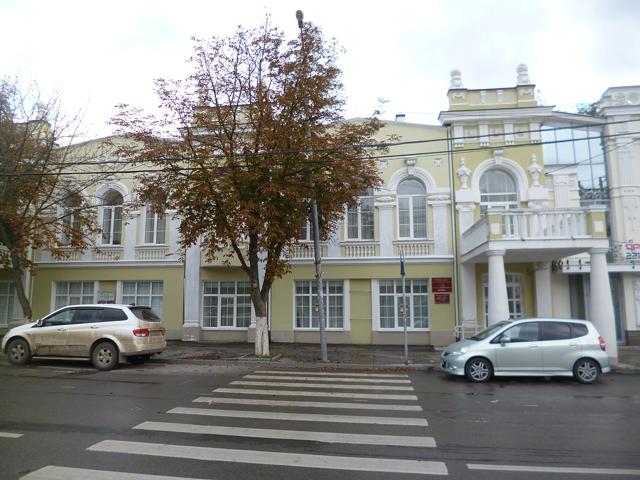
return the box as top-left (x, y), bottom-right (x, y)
top-left (0, 431), bottom-right (23, 438)
top-left (231, 380), bottom-right (414, 390)
top-left (254, 370), bottom-right (409, 378)
top-left (31, 369), bottom-right (444, 478)
top-left (20, 465), bottom-right (208, 480)
top-left (88, 440), bottom-right (448, 475)
top-left (214, 387), bottom-right (418, 400)
top-left (243, 374), bottom-right (412, 383)
top-left (169, 406), bottom-right (429, 425)
top-left (134, 420), bottom-right (436, 447)
top-left (192, 396), bottom-right (424, 411)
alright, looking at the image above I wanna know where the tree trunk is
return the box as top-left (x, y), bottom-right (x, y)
top-left (254, 316), bottom-right (270, 357)
top-left (11, 259), bottom-right (32, 321)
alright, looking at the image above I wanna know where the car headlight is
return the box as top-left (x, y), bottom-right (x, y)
top-left (450, 346), bottom-right (469, 356)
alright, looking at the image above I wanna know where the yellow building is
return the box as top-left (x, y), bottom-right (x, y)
top-left (3, 65), bottom-right (635, 365)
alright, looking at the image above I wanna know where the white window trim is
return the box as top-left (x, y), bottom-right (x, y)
top-left (117, 280), bottom-right (164, 316)
top-left (396, 194), bottom-right (428, 240)
top-left (51, 281), bottom-right (98, 311)
top-left (292, 279), bottom-right (350, 331)
top-left (99, 204), bottom-right (123, 246)
top-left (0, 281), bottom-right (18, 326)
top-left (142, 206), bottom-right (168, 246)
top-left (200, 280), bottom-right (255, 330)
top-left (344, 197), bottom-right (375, 241)
top-left (371, 279), bottom-right (430, 331)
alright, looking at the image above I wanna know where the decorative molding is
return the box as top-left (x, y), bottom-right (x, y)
top-left (456, 158), bottom-right (471, 190)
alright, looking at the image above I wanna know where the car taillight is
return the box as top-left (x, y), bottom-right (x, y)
top-left (133, 328), bottom-right (150, 337)
top-left (598, 335), bottom-right (606, 351)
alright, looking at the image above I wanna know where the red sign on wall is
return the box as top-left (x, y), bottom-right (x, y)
top-left (432, 277), bottom-right (452, 293)
top-left (434, 293), bottom-right (450, 304)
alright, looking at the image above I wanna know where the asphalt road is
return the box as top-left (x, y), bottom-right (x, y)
top-left (0, 357), bottom-right (639, 480)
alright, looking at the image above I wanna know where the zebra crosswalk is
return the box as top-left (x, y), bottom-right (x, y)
top-left (21, 368), bottom-right (448, 478)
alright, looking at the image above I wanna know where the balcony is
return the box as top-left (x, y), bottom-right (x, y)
top-left (341, 241), bottom-right (378, 258)
top-left (135, 245), bottom-right (171, 261)
top-left (461, 207), bottom-right (609, 263)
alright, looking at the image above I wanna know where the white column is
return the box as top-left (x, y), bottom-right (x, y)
top-left (460, 263), bottom-right (478, 325)
top-left (487, 249), bottom-right (510, 325)
top-left (182, 244), bottom-right (201, 341)
top-left (377, 203), bottom-right (394, 256)
top-left (456, 203), bottom-right (475, 234)
top-left (534, 262), bottom-right (552, 317)
top-left (589, 247), bottom-right (619, 363)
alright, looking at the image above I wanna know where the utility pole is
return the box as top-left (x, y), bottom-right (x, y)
top-left (297, 9), bottom-right (328, 362)
top-left (400, 250), bottom-right (408, 364)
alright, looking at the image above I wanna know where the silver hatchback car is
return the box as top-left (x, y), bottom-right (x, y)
top-left (441, 318), bottom-right (611, 383)
top-left (2, 304), bottom-right (166, 371)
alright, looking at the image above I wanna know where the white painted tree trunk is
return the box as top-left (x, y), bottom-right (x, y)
top-left (254, 316), bottom-right (270, 357)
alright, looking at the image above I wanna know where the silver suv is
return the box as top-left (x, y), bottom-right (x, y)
top-left (2, 304), bottom-right (166, 371)
top-left (441, 318), bottom-right (611, 383)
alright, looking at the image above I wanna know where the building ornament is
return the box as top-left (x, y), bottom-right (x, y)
top-left (528, 154), bottom-right (543, 187)
top-left (456, 158), bottom-right (471, 189)
top-left (516, 64), bottom-right (530, 85)
top-left (450, 69), bottom-right (463, 88)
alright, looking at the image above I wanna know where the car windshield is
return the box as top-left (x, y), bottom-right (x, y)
top-left (469, 320), bottom-right (512, 341)
top-left (130, 307), bottom-right (161, 322)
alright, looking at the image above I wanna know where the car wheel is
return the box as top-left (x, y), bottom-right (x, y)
top-left (6, 338), bottom-right (31, 365)
top-left (465, 357), bottom-right (493, 383)
top-left (573, 358), bottom-right (599, 384)
top-left (92, 342), bottom-right (119, 371)
top-left (126, 354), bottom-right (150, 365)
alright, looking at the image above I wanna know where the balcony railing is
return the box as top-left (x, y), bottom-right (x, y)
top-left (135, 245), bottom-right (170, 261)
top-left (93, 246), bottom-right (124, 262)
top-left (342, 241), bottom-right (378, 258)
top-left (462, 208), bottom-right (601, 254)
top-left (393, 240), bottom-right (434, 257)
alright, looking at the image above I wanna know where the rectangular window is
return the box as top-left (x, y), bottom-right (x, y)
top-left (295, 280), bottom-right (344, 329)
top-left (482, 273), bottom-right (524, 323)
top-left (61, 208), bottom-right (81, 245)
top-left (0, 281), bottom-right (16, 325)
top-left (202, 281), bottom-right (251, 328)
top-left (346, 194), bottom-right (374, 240)
top-left (102, 206), bottom-right (122, 245)
top-left (54, 281), bottom-right (95, 310)
top-left (378, 279), bottom-right (429, 329)
top-left (144, 209), bottom-right (166, 244)
top-left (121, 281), bottom-right (163, 318)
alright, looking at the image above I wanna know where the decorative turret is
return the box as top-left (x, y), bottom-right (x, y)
top-left (450, 69), bottom-right (463, 89)
top-left (516, 64), bottom-right (531, 85)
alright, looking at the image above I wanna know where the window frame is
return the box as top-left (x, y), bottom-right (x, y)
top-left (396, 178), bottom-right (428, 240)
top-left (293, 280), bottom-right (348, 331)
top-left (143, 206), bottom-right (167, 245)
top-left (345, 190), bottom-right (375, 241)
top-left (52, 281), bottom-right (97, 311)
top-left (100, 190), bottom-right (124, 246)
top-left (482, 272), bottom-right (524, 324)
top-left (372, 278), bottom-right (430, 331)
top-left (201, 280), bottom-right (253, 330)
top-left (120, 280), bottom-right (164, 319)
top-left (0, 281), bottom-right (16, 326)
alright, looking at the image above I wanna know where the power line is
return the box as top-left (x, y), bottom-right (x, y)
top-left (1, 128), bottom-right (638, 178)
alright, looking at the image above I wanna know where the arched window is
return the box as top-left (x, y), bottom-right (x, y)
top-left (479, 169), bottom-right (518, 214)
top-left (101, 189), bottom-right (123, 245)
top-left (398, 178), bottom-right (427, 239)
top-left (61, 195), bottom-right (82, 245)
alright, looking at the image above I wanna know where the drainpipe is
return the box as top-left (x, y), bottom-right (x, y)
top-left (447, 127), bottom-right (461, 337)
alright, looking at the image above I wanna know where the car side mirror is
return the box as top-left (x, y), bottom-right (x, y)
top-left (500, 335), bottom-right (511, 346)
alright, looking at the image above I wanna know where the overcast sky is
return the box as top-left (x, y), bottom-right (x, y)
top-left (1, 0), bottom-right (638, 139)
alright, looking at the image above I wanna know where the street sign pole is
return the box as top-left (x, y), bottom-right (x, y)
top-left (400, 251), bottom-right (408, 365)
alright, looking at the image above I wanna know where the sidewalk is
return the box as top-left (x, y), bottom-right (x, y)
top-left (154, 341), bottom-right (640, 374)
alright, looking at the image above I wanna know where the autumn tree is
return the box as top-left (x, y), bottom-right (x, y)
top-left (0, 78), bottom-right (105, 320)
top-left (112, 19), bottom-right (387, 356)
